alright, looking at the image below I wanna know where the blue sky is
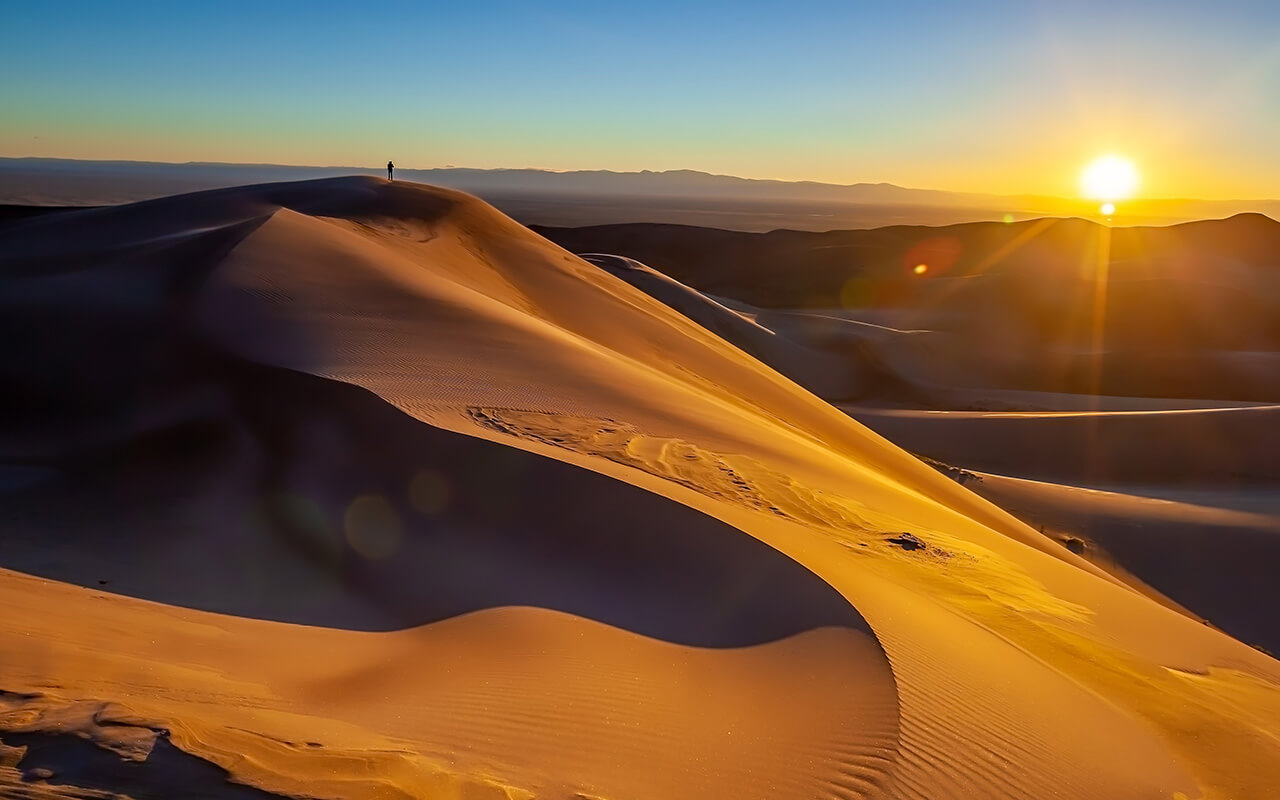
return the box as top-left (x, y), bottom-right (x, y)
top-left (3, 0), bottom-right (1278, 196)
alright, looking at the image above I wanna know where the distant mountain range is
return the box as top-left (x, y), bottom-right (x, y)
top-left (2, 157), bottom-right (1277, 230)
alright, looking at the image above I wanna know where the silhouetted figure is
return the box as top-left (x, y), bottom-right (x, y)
top-left (387, 161), bottom-right (394, 181)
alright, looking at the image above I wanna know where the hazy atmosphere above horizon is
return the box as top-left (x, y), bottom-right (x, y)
top-left (3, 0), bottom-right (1279, 199)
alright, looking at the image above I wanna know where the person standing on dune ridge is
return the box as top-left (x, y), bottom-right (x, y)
top-left (387, 160), bottom-right (394, 181)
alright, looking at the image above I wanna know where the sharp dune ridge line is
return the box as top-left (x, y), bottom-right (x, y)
top-left (0, 176), bottom-right (1276, 799)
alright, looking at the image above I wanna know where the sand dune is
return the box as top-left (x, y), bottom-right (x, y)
top-left (3, 177), bottom-right (1280, 798)
top-left (567, 241), bottom-right (1280, 658)
top-left (0, 571), bottom-right (897, 800)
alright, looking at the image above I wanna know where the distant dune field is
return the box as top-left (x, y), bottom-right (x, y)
top-left (2, 177), bottom-right (1279, 799)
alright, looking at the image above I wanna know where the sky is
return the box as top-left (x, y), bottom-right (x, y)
top-left (3, 0), bottom-right (1279, 198)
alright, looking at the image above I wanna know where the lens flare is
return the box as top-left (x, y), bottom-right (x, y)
top-left (410, 469), bottom-right (451, 515)
top-left (902, 236), bottom-right (961, 277)
top-left (344, 494), bottom-right (402, 559)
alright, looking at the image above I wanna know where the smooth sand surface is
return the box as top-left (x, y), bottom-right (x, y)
top-left (2, 177), bottom-right (1279, 798)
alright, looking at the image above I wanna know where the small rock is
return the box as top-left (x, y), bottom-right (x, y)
top-left (886, 532), bottom-right (927, 551)
top-left (1062, 537), bottom-right (1086, 555)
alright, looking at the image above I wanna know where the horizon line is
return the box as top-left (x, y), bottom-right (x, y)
top-left (6, 154), bottom-right (1280, 207)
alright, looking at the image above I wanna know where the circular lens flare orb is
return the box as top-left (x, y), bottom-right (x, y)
top-left (1080, 155), bottom-right (1139, 201)
top-left (913, 263), bottom-right (928, 275)
top-left (1100, 202), bottom-right (1116, 216)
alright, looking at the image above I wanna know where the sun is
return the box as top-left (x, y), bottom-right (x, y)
top-left (1080, 155), bottom-right (1139, 202)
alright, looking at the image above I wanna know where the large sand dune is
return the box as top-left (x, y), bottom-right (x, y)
top-left (2, 177), bottom-right (1279, 798)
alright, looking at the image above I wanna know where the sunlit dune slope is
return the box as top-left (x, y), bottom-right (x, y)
top-left (571, 236), bottom-right (1280, 658)
top-left (2, 177), bottom-right (1280, 799)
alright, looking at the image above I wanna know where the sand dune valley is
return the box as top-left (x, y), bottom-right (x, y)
top-left (3, 174), bottom-right (1280, 800)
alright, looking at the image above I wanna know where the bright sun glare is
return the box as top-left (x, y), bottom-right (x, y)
top-left (1080, 155), bottom-right (1140, 203)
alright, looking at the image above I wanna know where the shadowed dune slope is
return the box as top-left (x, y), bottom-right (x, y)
top-left (540, 215), bottom-right (1280, 402)
top-left (578, 253), bottom-right (918, 402)
top-left (2, 177), bottom-right (1280, 799)
top-left (847, 405), bottom-right (1280, 485)
top-left (0, 353), bottom-right (867, 643)
top-left (838, 405), bottom-right (1280, 651)
top-left (968, 472), bottom-right (1280, 649)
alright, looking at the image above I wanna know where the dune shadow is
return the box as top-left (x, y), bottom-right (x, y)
top-left (0, 356), bottom-right (868, 646)
top-left (1, 730), bottom-right (289, 800)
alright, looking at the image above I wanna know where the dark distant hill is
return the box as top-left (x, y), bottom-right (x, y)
top-left (0, 156), bottom-right (982, 204)
top-left (4, 157), bottom-right (1278, 231)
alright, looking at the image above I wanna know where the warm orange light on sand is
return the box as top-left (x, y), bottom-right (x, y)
top-left (1080, 155), bottom-right (1139, 201)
